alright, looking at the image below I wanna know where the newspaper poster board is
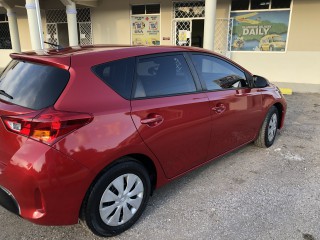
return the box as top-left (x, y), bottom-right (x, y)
top-left (231, 10), bottom-right (290, 51)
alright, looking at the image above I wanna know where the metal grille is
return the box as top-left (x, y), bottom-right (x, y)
top-left (77, 8), bottom-right (91, 22)
top-left (46, 23), bottom-right (58, 45)
top-left (79, 22), bottom-right (92, 45)
top-left (0, 15), bottom-right (12, 49)
top-left (173, 1), bottom-right (205, 19)
top-left (46, 8), bottom-right (92, 45)
top-left (173, 20), bottom-right (191, 46)
top-left (214, 18), bottom-right (233, 58)
top-left (46, 9), bottom-right (67, 23)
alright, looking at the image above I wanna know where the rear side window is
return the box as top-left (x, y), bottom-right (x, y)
top-left (92, 58), bottom-right (135, 99)
top-left (0, 60), bottom-right (69, 110)
top-left (134, 55), bottom-right (196, 98)
top-left (191, 54), bottom-right (247, 90)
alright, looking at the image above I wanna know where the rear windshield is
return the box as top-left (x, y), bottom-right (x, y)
top-left (0, 60), bottom-right (69, 110)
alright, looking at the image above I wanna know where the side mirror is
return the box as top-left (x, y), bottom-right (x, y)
top-left (252, 75), bottom-right (269, 88)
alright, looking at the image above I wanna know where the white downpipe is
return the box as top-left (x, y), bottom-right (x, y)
top-left (66, 2), bottom-right (79, 46)
top-left (6, 8), bottom-right (21, 52)
top-left (203, 0), bottom-right (217, 51)
top-left (25, 0), bottom-right (42, 50)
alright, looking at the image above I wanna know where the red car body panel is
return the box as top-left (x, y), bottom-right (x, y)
top-left (131, 93), bottom-right (212, 178)
top-left (205, 88), bottom-right (263, 159)
top-left (0, 45), bottom-right (287, 226)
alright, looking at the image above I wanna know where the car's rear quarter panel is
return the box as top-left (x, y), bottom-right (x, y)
top-left (53, 54), bottom-right (168, 188)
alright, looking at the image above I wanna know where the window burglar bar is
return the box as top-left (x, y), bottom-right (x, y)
top-left (0, 14), bottom-right (12, 49)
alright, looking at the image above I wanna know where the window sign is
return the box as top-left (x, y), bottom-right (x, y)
top-left (131, 15), bottom-right (160, 46)
top-left (231, 10), bottom-right (290, 51)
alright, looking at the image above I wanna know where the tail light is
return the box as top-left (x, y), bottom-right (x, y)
top-left (2, 108), bottom-right (93, 145)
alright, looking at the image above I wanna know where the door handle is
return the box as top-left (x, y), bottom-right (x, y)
top-left (212, 104), bottom-right (226, 114)
top-left (141, 114), bottom-right (164, 127)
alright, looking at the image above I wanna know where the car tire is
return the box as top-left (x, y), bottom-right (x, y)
top-left (254, 106), bottom-right (279, 148)
top-left (82, 159), bottom-right (151, 237)
top-left (269, 46), bottom-right (274, 51)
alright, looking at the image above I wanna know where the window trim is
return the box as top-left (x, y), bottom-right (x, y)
top-left (187, 52), bottom-right (252, 92)
top-left (131, 52), bottom-right (202, 100)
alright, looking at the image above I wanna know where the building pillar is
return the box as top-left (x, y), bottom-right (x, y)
top-left (203, 0), bottom-right (217, 51)
top-left (0, 0), bottom-right (21, 52)
top-left (6, 8), bottom-right (21, 52)
top-left (66, 2), bottom-right (79, 46)
top-left (25, 0), bottom-right (42, 50)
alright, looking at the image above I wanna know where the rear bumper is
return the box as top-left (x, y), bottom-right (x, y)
top-left (0, 139), bottom-right (93, 225)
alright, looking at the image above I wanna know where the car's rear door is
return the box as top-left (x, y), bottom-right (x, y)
top-left (189, 53), bottom-right (262, 159)
top-left (130, 53), bottom-right (212, 178)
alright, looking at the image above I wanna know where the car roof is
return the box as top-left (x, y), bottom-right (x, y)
top-left (11, 45), bottom-right (211, 58)
top-left (9, 45), bottom-right (249, 74)
top-left (9, 45), bottom-right (213, 69)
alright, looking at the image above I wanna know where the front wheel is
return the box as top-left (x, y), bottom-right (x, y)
top-left (82, 160), bottom-right (151, 237)
top-left (254, 106), bottom-right (279, 148)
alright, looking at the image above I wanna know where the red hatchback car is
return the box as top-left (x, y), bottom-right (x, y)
top-left (0, 45), bottom-right (286, 237)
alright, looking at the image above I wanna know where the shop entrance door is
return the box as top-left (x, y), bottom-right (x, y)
top-left (191, 19), bottom-right (204, 48)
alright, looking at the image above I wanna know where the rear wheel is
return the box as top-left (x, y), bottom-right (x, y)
top-left (254, 106), bottom-right (279, 148)
top-left (82, 160), bottom-right (151, 237)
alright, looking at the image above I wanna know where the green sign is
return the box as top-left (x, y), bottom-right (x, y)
top-left (231, 10), bottom-right (290, 51)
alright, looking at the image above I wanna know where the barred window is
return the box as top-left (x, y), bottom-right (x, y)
top-left (173, 1), bottom-right (205, 19)
top-left (0, 14), bottom-right (12, 50)
top-left (231, 0), bottom-right (291, 11)
top-left (131, 4), bottom-right (160, 15)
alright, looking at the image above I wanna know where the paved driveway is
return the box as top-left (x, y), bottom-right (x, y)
top-left (0, 93), bottom-right (319, 240)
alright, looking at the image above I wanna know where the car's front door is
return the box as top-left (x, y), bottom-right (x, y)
top-left (130, 54), bottom-right (212, 178)
top-left (190, 53), bottom-right (263, 159)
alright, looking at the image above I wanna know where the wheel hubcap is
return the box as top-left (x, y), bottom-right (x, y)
top-left (99, 174), bottom-right (144, 226)
top-left (268, 113), bottom-right (278, 142)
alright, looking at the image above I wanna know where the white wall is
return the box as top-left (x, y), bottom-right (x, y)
top-left (0, 8), bottom-right (47, 68)
top-left (231, 51), bottom-right (320, 85)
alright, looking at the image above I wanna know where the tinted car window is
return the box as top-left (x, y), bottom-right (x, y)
top-left (92, 58), bottom-right (135, 99)
top-left (0, 60), bottom-right (69, 110)
top-left (134, 55), bottom-right (196, 98)
top-left (191, 54), bottom-right (247, 90)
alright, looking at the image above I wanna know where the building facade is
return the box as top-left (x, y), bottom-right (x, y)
top-left (0, 0), bottom-right (319, 92)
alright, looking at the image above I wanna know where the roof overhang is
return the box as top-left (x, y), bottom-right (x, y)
top-left (75, 0), bottom-right (97, 7)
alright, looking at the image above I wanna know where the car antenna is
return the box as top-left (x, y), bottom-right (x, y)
top-left (44, 41), bottom-right (64, 50)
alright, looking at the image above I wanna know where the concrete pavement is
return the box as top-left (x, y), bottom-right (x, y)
top-left (0, 93), bottom-right (319, 240)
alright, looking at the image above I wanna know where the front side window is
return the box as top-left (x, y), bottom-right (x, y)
top-left (191, 54), bottom-right (247, 91)
top-left (134, 55), bottom-right (197, 98)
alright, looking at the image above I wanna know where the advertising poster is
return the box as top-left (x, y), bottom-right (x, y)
top-left (132, 15), bottom-right (160, 46)
top-left (178, 30), bottom-right (188, 45)
top-left (231, 10), bottom-right (290, 51)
